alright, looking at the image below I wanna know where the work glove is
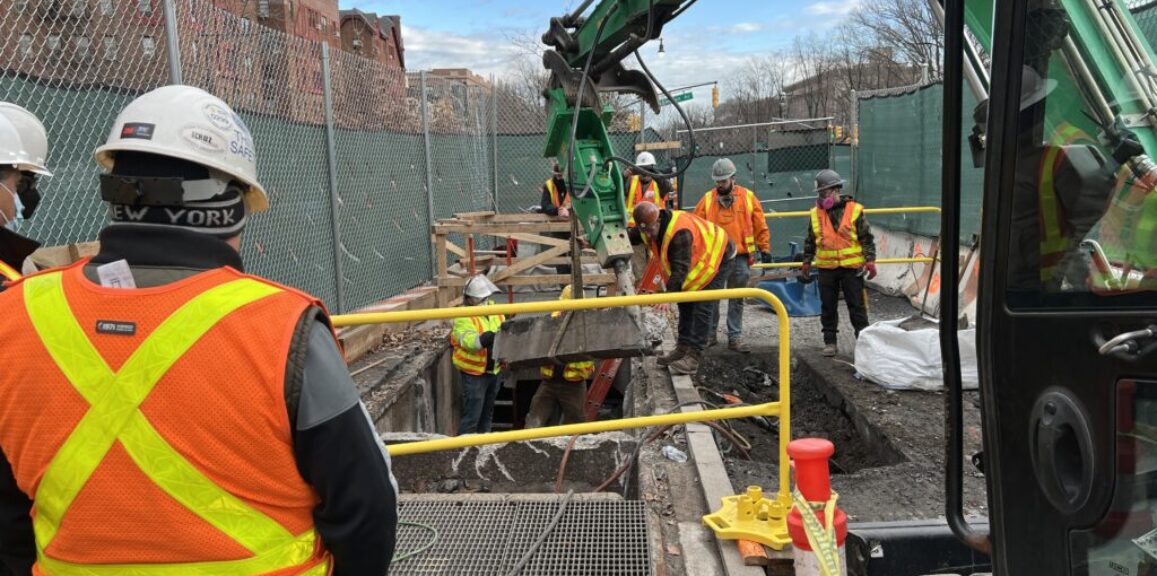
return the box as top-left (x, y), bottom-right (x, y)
top-left (479, 331), bottom-right (496, 349)
top-left (800, 261), bottom-right (812, 277)
top-left (760, 251), bottom-right (773, 264)
top-left (558, 207), bottom-right (570, 219)
top-left (863, 261), bottom-right (878, 280)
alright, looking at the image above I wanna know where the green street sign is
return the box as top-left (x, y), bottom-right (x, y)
top-left (659, 92), bottom-right (693, 107)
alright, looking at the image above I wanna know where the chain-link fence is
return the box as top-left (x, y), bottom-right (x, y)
top-left (0, 0), bottom-right (504, 313)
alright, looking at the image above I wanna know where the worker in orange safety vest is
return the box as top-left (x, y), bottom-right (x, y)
top-left (631, 202), bottom-right (735, 376)
top-left (801, 169), bottom-right (876, 358)
top-left (0, 86), bottom-right (397, 576)
top-left (694, 157), bottom-right (771, 353)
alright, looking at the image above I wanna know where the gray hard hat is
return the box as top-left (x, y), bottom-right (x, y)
top-left (813, 169), bottom-right (845, 193)
top-left (711, 158), bottom-right (737, 181)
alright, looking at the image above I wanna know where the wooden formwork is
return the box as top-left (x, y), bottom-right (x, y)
top-left (431, 211), bottom-right (616, 307)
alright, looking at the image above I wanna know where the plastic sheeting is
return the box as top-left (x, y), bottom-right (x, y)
top-left (854, 318), bottom-right (979, 391)
top-left (754, 277), bottom-right (822, 317)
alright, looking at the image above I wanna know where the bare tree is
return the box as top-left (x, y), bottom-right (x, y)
top-left (852, 0), bottom-right (943, 78)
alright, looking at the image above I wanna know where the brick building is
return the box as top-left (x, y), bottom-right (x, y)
top-left (1, 0), bottom-right (406, 128)
top-left (0, 0), bottom-right (170, 91)
top-left (333, 9), bottom-right (406, 130)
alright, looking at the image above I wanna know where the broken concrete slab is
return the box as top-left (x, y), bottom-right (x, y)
top-left (383, 432), bottom-right (637, 495)
top-left (493, 308), bottom-right (649, 368)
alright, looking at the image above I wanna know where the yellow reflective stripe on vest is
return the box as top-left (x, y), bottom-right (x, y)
top-left (684, 219), bottom-right (726, 291)
top-left (1038, 124), bottom-right (1088, 278)
top-left (812, 204), bottom-right (864, 268)
top-left (24, 272), bottom-right (321, 575)
top-left (546, 179), bottom-right (568, 209)
top-left (0, 260), bottom-right (21, 282)
top-left (37, 531), bottom-right (326, 576)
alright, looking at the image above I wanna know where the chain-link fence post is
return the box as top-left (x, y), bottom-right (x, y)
top-left (491, 75), bottom-right (499, 211)
top-left (162, 0), bottom-right (183, 85)
top-left (850, 89), bottom-right (858, 194)
top-left (320, 42), bottom-right (345, 313)
top-left (419, 71), bottom-right (437, 278)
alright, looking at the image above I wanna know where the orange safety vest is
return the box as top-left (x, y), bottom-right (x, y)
top-left (450, 311), bottom-right (504, 376)
top-left (700, 186), bottom-right (759, 255)
top-left (1038, 123), bottom-right (1092, 282)
top-left (545, 179), bottom-right (570, 210)
top-left (0, 262), bottom-right (331, 576)
top-left (626, 176), bottom-right (664, 226)
top-left (0, 259), bottom-right (20, 282)
top-left (651, 211), bottom-right (728, 291)
top-left (810, 201), bottom-right (866, 269)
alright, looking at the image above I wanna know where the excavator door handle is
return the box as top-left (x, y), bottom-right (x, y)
top-left (1098, 325), bottom-right (1157, 358)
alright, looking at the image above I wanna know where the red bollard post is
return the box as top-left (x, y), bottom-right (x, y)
top-left (787, 438), bottom-right (848, 575)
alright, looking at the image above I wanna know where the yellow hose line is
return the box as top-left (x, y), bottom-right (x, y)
top-left (752, 256), bottom-right (935, 270)
top-left (765, 206), bottom-right (942, 219)
top-left (332, 287), bottom-right (793, 506)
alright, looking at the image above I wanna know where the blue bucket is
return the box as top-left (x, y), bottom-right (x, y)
top-left (755, 276), bottom-right (822, 317)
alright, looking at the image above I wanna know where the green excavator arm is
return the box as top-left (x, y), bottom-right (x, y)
top-left (540, 0), bottom-right (695, 268)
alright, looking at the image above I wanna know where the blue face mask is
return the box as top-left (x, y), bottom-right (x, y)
top-left (1, 182), bottom-right (23, 233)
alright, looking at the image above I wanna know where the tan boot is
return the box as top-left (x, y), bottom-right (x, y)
top-left (822, 343), bottom-right (837, 357)
top-left (657, 344), bottom-right (689, 367)
top-left (669, 349), bottom-right (701, 375)
top-left (728, 338), bottom-right (750, 353)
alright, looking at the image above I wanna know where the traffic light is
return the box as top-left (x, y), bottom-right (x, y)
top-left (711, 86), bottom-right (720, 109)
top-left (628, 114), bottom-right (641, 132)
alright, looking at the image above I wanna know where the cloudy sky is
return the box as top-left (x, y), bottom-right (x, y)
top-left (340, 0), bottom-right (861, 100)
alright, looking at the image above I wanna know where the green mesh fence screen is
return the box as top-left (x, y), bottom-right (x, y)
top-left (854, 82), bottom-right (982, 242)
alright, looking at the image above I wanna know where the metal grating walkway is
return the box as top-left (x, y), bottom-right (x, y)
top-left (392, 498), bottom-right (652, 575)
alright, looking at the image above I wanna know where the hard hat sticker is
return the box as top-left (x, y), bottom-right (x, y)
top-left (120, 123), bottom-right (155, 140)
top-left (183, 127), bottom-right (225, 153)
top-left (203, 104), bottom-right (234, 131)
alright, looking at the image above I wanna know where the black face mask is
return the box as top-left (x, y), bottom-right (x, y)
top-left (16, 173), bottom-right (40, 220)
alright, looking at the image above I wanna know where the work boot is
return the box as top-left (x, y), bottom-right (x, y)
top-left (657, 344), bottom-right (689, 367)
top-left (728, 338), bottom-right (750, 353)
top-left (669, 349), bottom-right (701, 376)
top-left (822, 343), bottom-right (838, 357)
top-left (706, 334), bottom-right (719, 348)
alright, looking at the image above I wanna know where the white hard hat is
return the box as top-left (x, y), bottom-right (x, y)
top-left (94, 85), bottom-right (268, 212)
top-left (464, 274), bottom-right (499, 299)
top-left (635, 151), bottom-right (656, 168)
top-left (0, 103), bottom-right (51, 176)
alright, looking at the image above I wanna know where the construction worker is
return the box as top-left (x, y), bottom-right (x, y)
top-left (631, 202), bottom-right (735, 375)
top-left (453, 274), bottom-right (506, 434)
top-left (694, 158), bottom-right (771, 352)
top-left (0, 103), bottom-right (53, 281)
top-left (625, 151), bottom-right (674, 226)
top-left (801, 169), bottom-right (876, 357)
top-left (526, 285), bottom-right (595, 428)
top-left (0, 86), bottom-right (397, 575)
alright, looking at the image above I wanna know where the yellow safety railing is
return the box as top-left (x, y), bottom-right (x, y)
top-left (332, 288), bottom-right (795, 545)
top-left (764, 206), bottom-right (942, 219)
top-left (753, 256), bottom-right (934, 270)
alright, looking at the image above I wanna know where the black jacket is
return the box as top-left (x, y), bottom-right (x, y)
top-left (0, 225), bottom-right (397, 576)
top-left (802, 196), bottom-right (877, 265)
top-left (539, 177), bottom-right (569, 217)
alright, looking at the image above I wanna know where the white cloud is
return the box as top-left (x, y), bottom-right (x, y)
top-left (401, 24), bottom-right (524, 77)
top-left (731, 22), bottom-right (765, 33)
top-left (805, 0), bottom-right (861, 16)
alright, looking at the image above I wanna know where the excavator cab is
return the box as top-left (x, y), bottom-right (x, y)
top-left (946, 0), bottom-right (1157, 572)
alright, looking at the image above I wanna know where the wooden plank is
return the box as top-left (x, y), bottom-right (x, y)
top-left (433, 223), bottom-right (572, 234)
top-left (435, 234), bottom-right (449, 308)
top-left (440, 274), bottom-right (615, 287)
top-left (737, 541), bottom-right (771, 566)
top-left (634, 140), bottom-right (682, 152)
top-left (445, 240), bottom-right (467, 259)
top-left (491, 232), bottom-right (570, 248)
top-left (492, 244), bottom-right (569, 282)
top-left (451, 210), bottom-right (496, 219)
